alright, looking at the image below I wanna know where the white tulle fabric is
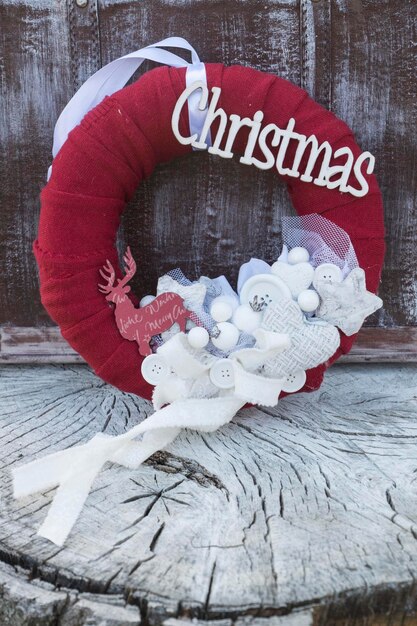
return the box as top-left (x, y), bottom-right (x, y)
top-left (280, 214), bottom-right (359, 277)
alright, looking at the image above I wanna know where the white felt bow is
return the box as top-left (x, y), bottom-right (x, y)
top-left (12, 335), bottom-right (286, 546)
top-left (12, 397), bottom-right (242, 546)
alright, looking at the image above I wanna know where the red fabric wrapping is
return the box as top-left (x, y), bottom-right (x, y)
top-left (35, 64), bottom-right (385, 400)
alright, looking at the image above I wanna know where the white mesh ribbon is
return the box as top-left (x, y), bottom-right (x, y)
top-left (154, 269), bottom-right (256, 356)
top-left (281, 214), bottom-right (359, 277)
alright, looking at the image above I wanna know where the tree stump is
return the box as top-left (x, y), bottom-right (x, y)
top-left (0, 363), bottom-right (416, 625)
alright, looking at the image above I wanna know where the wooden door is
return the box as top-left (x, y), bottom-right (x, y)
top-left (0, 0), bottom-right (415, 362)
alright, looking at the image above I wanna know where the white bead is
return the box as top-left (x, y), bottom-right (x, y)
top-left (287, 246), bottom-right (310, 265)
top-left (232, 304), bottom-right (262, 334)
top-left (297, 289), bottom-right (320, 313)
top-left (211, 322), bottom-right (239, 351)
top-left (140, 295), bottom-right (155, 307)
top-left (210, 299), bottom-right (233, 322)
top-left (187, 326), bottom-right (209, 350)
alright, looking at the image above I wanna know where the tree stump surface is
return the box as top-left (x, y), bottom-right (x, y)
top-left (0, 363), bottom-right (416, 625)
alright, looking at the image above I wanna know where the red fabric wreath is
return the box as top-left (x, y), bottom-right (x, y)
top-left (35, 64), bottom-right (385, 401)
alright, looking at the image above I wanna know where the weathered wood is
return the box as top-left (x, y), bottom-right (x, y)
top-left (0, 0), bottom-right (72, 327)
top-left (0, 363), bottom-right (417, 625)
top-left (2, 326), bottom-right (417, 364)
top-left (338, 326), bottom-right (417, 363)
top-left (300, 0), bottom-right (332, 108)
top-left (0, 0), bottom-right (415, 339)
top-left (0, 327), bottom-right (84, 364)
top-left (0, 560), bottom-right (140, 625)
top-left (330, 0), bottom-right (417, 328)
top-left (68, 0), bottom-right (101, 91)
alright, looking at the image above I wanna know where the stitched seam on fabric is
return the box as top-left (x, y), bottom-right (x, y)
top-left (62, 306), bottom-right (111, 334)
top-left (67, 124), bottom-right (142, 185)
top-left (288, 90), bottom-right (315, 120)
top-left (80, 97), bottom-right (114, 129)
top-left (289, 96), bottom-right (353, 142)
top-left (34, 240), bottom-right (117, 261)
top-left (42, 187), bottom-right (125, 204)
top-left (257, 76), bottom-right (354, 151)
top-left (316, 191), bottom-right (384, 216)
top-left (260, 74), bottom-right (284, 116)
top-left (111, 94), bottom-right (158, 165)
top-left (351, 236), bottom-right (386, 241)
top-left (76, 97), bottom-right (150, 186)
top-left (167, 65), bottom-right (195, 145)
top-left (41, 263), bottom-right (114, 281)
top-left (95, 339), bottom-right (140, 375)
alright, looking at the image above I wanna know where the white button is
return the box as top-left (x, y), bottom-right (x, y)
top-left (287, 246), bottom-right (310, 265)
top-left (209, 359), bottom-right (235, 389)
top-left (281, 370), bottom-right (306, 393)
top-left (211, 322), bottom-right (240, 352)
top-left (140, 295), bottom-right (156, 307)
top-left (187, 326), bottom-right (210, 350)
top-left (141, 354), bottom-right (171, 385)
top-left (313, 264), bottom-right (342, 289)
top-left (239, 274), bottom-right (292, 311)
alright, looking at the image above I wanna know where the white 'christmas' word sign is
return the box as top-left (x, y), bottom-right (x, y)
top-left (172, 81), bottom-right (375, 198)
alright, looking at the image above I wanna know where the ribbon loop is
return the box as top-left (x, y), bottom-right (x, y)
top-left (50, 36), bottom-right (209, 173)
top-left (232, 361), bottom-right (285, 407)
top-left (158, 332), bottom-right (215, 378)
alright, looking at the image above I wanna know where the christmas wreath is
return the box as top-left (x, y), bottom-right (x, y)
top-left (13, 38), bottom-right (385, 545)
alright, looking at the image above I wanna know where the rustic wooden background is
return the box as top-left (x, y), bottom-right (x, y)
top-left (1, 5), bottom-right (417, 623)
top-left (0, 0), bottom-right (416, 360)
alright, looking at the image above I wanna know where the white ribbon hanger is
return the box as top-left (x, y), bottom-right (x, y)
top-left (49, 36), bottom-right (211, 177)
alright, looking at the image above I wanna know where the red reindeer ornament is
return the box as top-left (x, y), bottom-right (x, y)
top-left (99, 248), bottom-right (195, 356)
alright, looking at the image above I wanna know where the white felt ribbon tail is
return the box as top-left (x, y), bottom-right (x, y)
top-left (110, 428), bottom-right (181, 469)
top-left (12, 396), bottom-right (245, 546)
top-left (37, 461), bottom-right (104, 546)
top-left (13, 439), bottom-right (101, 498)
